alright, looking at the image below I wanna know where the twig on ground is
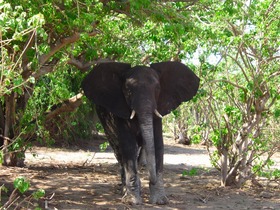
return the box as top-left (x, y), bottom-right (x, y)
top-left (82, 152), bottom-right (96, 166)
top-left (42, 192), bottom-right (55, 209)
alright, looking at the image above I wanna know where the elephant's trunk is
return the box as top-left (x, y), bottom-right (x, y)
top-left (138, 114), bottom-right (157, 184)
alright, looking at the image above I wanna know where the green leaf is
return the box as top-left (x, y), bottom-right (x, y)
top-left (13, 77), bottom-right (23, 86)
top-left (171, 109), bottom-right (180, 118)
top-left (99, 141), bottom-right (109, 152)
top-left (29, 76), bottom-right (36, 84)
top-left (32, 189), bottom-right (45, 200)
top-left (272, 169), bottom-right (280, 178)
top-left (182, 170), bottom-right (188, 177)
top-left (28, 13), bottom-right (45, 27)
top-left (14, 177), bottom-right (30, 194)
top-left (0, 151), bottom-right (3, 164)
top-left (182, 168), bottom-right (198, 177)
top-left (0, 184), bottom-right (8, 193)
top-left (274, 109), bottom-right (280, 119)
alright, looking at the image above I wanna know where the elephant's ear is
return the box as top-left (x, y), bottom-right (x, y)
top-left (151, 61), bottom-right (200, 116)
top-left (82, 62), bottom-right (131, 119)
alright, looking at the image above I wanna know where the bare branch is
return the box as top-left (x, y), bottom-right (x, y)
top-left (207, 79), bottom-right (247, 93)
top-left (268, 69), bottom-right (280, 79)
top-left (227, 22), bottom-right (242, 36)
top-left (21, 30), bottom-right (36, 80)
top-left (68, 57), bottom-right (114, 72)
top-left (267, 99), bottom-right (276, 112)
top-left (11, 30), bottom-right (36, 73)
top-left (67, 57), bottom-right (95, 72)
top-left (267, 56), bottom-right (280, 63)
top-left (45, 93), bottom-right (83, 121)
top-left (32, 58), bottom-right (60, 79)
top-left (226, 52), bottom-right (251, 83)
top-left (141, 55), bottom-right (151, 64)
top-left (264, 0), bottom-right (277, 18)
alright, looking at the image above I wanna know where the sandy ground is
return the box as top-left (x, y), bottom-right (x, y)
top-left (1, 138), bottom-right (280, 209)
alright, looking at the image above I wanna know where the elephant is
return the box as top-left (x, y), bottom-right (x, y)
top-left (81, 61), bottom-right (200, 205)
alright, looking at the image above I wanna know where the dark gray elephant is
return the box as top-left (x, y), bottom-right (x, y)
top-left (82, 61), bottom-right (200, 205)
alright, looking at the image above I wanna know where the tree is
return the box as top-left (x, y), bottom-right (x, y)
top-left (182, 0), bottom-right (280, 186)
top-left (0, 0), bottom-right (110, 165)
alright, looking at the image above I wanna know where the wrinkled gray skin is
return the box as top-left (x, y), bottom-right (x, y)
top-left (82, 61), bottom-right (200, 205)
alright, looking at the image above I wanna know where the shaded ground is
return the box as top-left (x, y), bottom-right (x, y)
top-left (1, 138), bottom-right (280, 209)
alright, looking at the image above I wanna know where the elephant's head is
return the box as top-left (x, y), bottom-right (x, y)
top-left (81, 61), bottom-right (200, 119)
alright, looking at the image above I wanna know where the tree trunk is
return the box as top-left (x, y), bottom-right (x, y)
top-left (220, 147), bottom-right (228, 187)
top-left (2, 93), bottom-right (19, 166)
top-left (224, 110), bottom-right (264, 187)
top-left (0, 102), bottom-right (5, 146)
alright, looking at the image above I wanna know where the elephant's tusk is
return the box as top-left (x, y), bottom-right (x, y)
top-left (154, 109), bottom-right (163, 118)
top-left (130, 110), bottom-right (136, 119)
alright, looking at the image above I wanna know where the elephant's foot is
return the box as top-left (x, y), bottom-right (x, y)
top-left (149, 174), bottom-right (169, 205)
top-left (149, 186), bottom-right (169, 204)
top-left (121, 179), bottom-right (142, 205)
top-left (122, 191), bottom-right (142, 205)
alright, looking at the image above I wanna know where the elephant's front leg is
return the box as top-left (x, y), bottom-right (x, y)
top-left (118, 122), bottom-right (142, 205)
top-left (122, 159), bottom-right (142, 205)
top-left (149, 118), bottom-right (169, 204)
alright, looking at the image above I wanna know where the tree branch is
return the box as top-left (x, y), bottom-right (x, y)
top-left (45, 93), bottom-right (83, 121)
top-left (37, 21), bottom-right (100, 76)
top-left (39, 33), bottom-right (80, 66)
top-left (267, 56), bottom-right (280, 63)
top-left (227, 52), bottom-right (251, 83)
top-left (67, 57), bottom-right (114, 72)
top-left (21, 30), bottom-right (36, 80)
top-left (207, 79), bottom-right (247, 93)
top-left (31, 58), bottom-right (60, 79)
top-left (67, 57), bottom-right (94, 72)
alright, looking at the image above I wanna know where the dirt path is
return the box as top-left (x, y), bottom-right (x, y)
top-left (1, 138), bottom-right (280, 209)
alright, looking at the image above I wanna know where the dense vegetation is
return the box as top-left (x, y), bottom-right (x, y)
top-left (1, 0), bottom-right (279, 188)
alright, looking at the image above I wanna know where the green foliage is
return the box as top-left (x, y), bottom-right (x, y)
top-left (254, 166), bottom-right (280, 180)
top-left (0, 1), bottom-right (44, 96)
top-left (1, 177), bottom-right (45, 209)
top-left (182, 168), bottom-right (199, 177)
top-left (163, 0), bottom-right (280, 186)
top-left (95, 122), bottom-right (104, 133)
top-left (14, 177), bottom-right (30, 194)
top-left (62, 103), bottom-right (97, 141)
top-left (188, 125), bottom-right (203, 144)
top-left (20, 65), bottom-right (87, 143)
top-left (99, 141), bottom-right (109, 152)
top-left (32, 189), bottom-right (45, 200)
top-left (0, 184), bottom-right (8, 193)
top-left (274, 109), bottom-right (280, 119)
top-left (0, 151), bottom-right (3, 164)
